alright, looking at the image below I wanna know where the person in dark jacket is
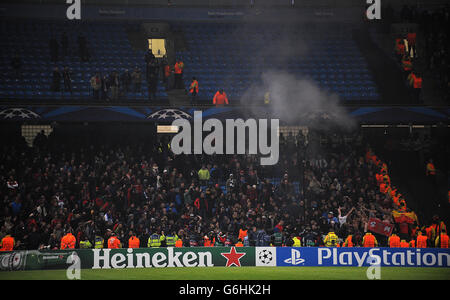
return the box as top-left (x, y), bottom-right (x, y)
top-left (120, 69), bottom-right (132, 97)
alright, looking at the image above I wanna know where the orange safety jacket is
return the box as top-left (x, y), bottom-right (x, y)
top-left (128, 236), bottom-right (140, 248)
top-left (362, 233), bottom-right (376, 247)
top-left (389, 235), bottom-right (401, 248)
top-left (189, 80), bottom-right (199, 94)
top-left (238, 229), bottom-right (248, 241)
top-left (344, 235), bottom-right (354, 247)
top-left (437, 234), bottom-right (449, 248)
top-left (213, 91), bottom-right (229, 106)
top-left (0, 236), bottom-right (14, 251)
top-left (413, 76), bottom-right (422, 89)
top-left (174, 62), bottom-right (184, 74)
top-left (175, 239), bottom-right (183, 247)
top-left (61, 233), bottom-right (76, 249)
top-left (416, 235), bottom-right (428, 248)
top-left (400, 241), bottom-right (410, 248)
top-left (108, 236), bottom-right (121, 249)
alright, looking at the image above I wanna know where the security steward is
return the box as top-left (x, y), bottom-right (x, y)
top-left (323, 229), bottom-right (339, 247)
top-left (148, 231), bottom-right (165, 248)
top-left (79, 236), bottom-right (92, 249)
top-left (362, 232), bottom-right (378, 247)
top-left (107, 232), bottom-right (121, 249)
top-left (0, 234), bottom-right (15, 251)
top-left (292, 234), bottom-right (301, 247)
top-left (212, 89), bottom-right (229, 106)
top-left (189, 77), bottom-right (199, 105)
top-left (343, 234), bottom-right (354, 247)
top-left (174, 59), bottom-right (184, 89)
top-left (94, 235), bottom-right (104, 249)
top-left (400, 240), bottom-right (410, 248)
top-left (416, 231), bottom-right (428, 248)
top-left (61, 230), bottom-right (76, 250)
top-left (165, 232), bottom-right (178, 247)
top-left (388, 233), bottom-right (401, 248)
top-left (128, 231), bottom-right (140, 248)
top-left (435, 229), bottom-right (449, 248)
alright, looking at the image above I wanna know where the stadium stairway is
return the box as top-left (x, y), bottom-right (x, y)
top-left (373, 136), bottom-right (449, 227)
top-left (168, 88), bottom-right (191, 106)
top-left (353, 26), bottom-right (411, 105)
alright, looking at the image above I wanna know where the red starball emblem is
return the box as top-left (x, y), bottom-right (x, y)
top-left (221, 246), bottom-right (246, 267)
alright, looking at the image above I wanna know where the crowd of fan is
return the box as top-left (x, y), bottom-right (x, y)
top-left (0, 126), bottom-right (438, 250)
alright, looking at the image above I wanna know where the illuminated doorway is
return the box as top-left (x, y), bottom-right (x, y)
top-left (148, 39), bottom-right (166, 58)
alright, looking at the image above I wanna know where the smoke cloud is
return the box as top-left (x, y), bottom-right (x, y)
top-left (241, 70), bottom-right (357, 130)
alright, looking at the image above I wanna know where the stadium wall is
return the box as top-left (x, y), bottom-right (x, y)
top-left (1, 247), bottom-right (449, 271)
top-left (0, 3), bottom-right (364, 23)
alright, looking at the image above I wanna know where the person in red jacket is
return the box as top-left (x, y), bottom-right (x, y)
top-left (406, 32), bottom-right (416, 57)
top-left (213, 89), bottom-right (229, 106)
top-left (60, 230), bottom-right (76, 250)
top-left (416, 231), bottom-right (428, 248)
top-left (0, 234), bottom-right (15, 251)
top-left (108, 232), bottom-right (121, 249)
top-left (189, 77), bottom-right (199, 105)
top-left (174, 59), bottom-right (184, 89)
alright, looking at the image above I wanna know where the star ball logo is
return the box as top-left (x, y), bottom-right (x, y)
top-left (255, 247), bottom-right (276, 266)
top-left (221, 247), bottom-right (246, 267)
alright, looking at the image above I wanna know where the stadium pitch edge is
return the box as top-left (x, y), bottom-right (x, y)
top-left (1, 266), bottom-right (450, 280)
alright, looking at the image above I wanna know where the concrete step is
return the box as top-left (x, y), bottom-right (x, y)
top-left (168, 88), bottom-right (190, 106)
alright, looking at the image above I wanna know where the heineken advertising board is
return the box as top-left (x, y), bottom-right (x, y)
top-left (1, 247), bottom-right (449, 271)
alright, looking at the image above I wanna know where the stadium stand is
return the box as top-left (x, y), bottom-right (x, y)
top-left (0, 20), bottom-right (168, 102)
top-left (174, 22), bottom-right (380, 103)
top-left (0, 19), bottom-right (381, 104)
top-left (1, 123), bottom-right (446, 251)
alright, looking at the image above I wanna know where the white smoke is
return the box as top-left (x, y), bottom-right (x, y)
top-left (241, 70), bottom-right (356, 130)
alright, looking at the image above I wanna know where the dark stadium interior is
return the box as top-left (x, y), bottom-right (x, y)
top-left (0, 0), bottom-right (449, 254)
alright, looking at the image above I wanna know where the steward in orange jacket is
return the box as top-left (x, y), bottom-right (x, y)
top-left (108, 233), bottom-right (121, 249)
top-left (400, 240), bottom-right (410, 248)
top-left (388, 234), bottom-right (401, 248)
top-left (435, 230), bottom-right (449, 248)
top-left (0, 235), bottom-right (15, 251)
top-left (189, 77), bottom-right (199, 104)
top-left (362, 232), bottom-right (377, 247)
top-left (416, 231), bottom-right (428, 248)
top-left (128, 233), bottom-right (140, 248)
top-left (213, 89), bottom-right (229, 106)
top-left (61, 232), bottom-right (76, 249)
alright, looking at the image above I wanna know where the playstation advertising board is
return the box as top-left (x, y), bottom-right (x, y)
top-left (1, 247), bottom-right (449, 271)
